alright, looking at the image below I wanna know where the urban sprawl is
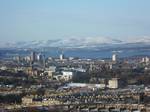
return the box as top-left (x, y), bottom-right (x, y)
top-left (0, 50), bottom-right (150, 112)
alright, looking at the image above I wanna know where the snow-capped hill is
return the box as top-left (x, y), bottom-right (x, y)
top-left (1, 36), bottom-right (150, 49)
top-left (47, 37), bottom-right (123, 47)
top-left (1, 37), bottom-right (123, 48)
top-left (125, 36), bottom-right (150, 44)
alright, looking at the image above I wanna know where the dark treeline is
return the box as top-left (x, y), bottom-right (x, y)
top-left (72, 66), bottom-right (150, 86)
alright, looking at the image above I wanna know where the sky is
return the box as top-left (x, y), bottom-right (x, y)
top-left (0, 0), bottom-right (150, 42)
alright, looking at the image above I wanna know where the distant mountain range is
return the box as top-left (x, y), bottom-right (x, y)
top-left (1, 36), bottom-right (150, 49)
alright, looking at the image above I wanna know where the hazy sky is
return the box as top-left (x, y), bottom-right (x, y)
top-left (0, 0), bottom-right (150, 42)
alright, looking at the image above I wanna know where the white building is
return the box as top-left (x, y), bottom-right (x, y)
top-left (60, 54), bottom-right (64, 60)
top-left (108, 78), bottom-right (118, 89)
top-left (142, 57), bottom-right (149, 63)
top-left (62, 71), bottom-right (74, 81)
top-left (65, 83), bottom-right (106, 89)
top-left (0, 66), bottom-right (7, 70)
top-left (112, 54), bottom-right (117, 62)
top-left (44, 70), bottom-right (53, 78)
top-left (37, 53), bottom-right (43, 61)
top-left (145, 86), bottom-right (150, 91)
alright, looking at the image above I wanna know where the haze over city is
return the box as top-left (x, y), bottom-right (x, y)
top-left (0, 0), bottom-right (150, 43)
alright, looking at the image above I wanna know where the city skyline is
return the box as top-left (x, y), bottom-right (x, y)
top-left (0, 0), bottom-right (150, 42)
